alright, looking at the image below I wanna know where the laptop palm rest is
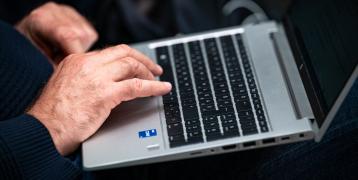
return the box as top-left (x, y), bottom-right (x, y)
top-left (83, 97), bottom-right (165, 169)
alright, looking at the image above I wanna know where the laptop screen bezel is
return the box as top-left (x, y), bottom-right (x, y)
top-left (282, 17), bottom-right (327, 126)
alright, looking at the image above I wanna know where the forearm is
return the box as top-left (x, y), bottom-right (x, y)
top-left (0, 114), bottom-right (81, 179)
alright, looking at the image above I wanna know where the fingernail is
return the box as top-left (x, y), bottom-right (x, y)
top-left (163, 82), bottom-right (172, 89)
top-left (156, 65), bottom-right (163, 73)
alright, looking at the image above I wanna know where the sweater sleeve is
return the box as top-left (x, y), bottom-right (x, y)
top-left (0, 114), bottom-right (81, 180)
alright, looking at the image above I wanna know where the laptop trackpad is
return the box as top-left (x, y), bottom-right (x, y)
top-left (83, 97), bottom-right (165, 167)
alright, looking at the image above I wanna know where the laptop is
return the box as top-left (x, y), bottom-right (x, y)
top-left (82, 0), bottom-right (358, 170)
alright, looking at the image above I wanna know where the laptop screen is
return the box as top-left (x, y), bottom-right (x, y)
top-left (259, 0), bottom-right (358, 126)
top-left (289, 0), bottom-right (357, 126)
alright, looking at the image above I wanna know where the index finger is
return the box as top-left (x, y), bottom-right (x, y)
top-left (112, 78), bottom-right (172, 103)
top-left (94, 44), bottom-right (163, 75)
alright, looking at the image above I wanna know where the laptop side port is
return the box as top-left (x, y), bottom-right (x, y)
top-left (190, 151), bottom-right (203, 156)
top-left (262, 138), bottom-right (276, 144)
top-left (281, 136), bottom-right (290, 141)
top-left (222, 144), bottom-right (237, 150)
top-left (243, 141), bottom-right (256, 148)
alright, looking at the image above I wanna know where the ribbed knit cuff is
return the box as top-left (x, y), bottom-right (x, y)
top-left (0, 114), bottom-right (81, 179)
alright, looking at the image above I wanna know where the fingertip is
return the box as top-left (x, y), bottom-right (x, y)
top-left (152, 81), bottom-right (171, 96)
top-left (163, 82), bottom-right (172, 89)
top-left (156, 65), bottom-right (163, 75)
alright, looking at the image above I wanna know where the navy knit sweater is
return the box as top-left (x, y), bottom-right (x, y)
top-left (0, 20), bottom-right (81, 179)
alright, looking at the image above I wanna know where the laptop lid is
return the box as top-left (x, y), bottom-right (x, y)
top-left (258, 0), bottom-right (358, 140)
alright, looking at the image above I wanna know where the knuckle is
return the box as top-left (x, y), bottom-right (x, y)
top-left (77, 30), bottom-right (88, 39)
top-left (120, 58), bottom-right (132, 72)
top-left (44, 1), bottom-right (58, 8)
top-left (128, 58), bottom-right (140, 72)
top-left (121, 88), bottom-right (133, 102)
top-left (93, 31), bottom-right (99, 39)
top-left (131, 78), bottom-right (143, 94)
top-left (118, 44), bottom-right (132, 56)
top-left (29, 9), bottom-right (46, 20)
top-left (81, 58), bottom-right (93, 69)
top-left (90, 30), bottom-right (99, 41)
top-left (55, 28), bottom-right (78, 41)
top-left (118, 44), bottom-right (130, 51)
top-left (29, 2), bottom-right (59, 20)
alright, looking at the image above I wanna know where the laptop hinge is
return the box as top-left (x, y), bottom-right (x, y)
top-left (269, 26), bottom-right (315, 120)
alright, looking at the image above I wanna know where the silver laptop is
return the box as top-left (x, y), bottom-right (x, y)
top-left (82, 0), bottom-right (358, 170)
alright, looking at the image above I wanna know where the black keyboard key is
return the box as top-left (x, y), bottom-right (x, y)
top-left (236, 99), bottom-right (251, 109)
top-left (242, 126), bottom-right (258, 134)
top-left (168, 134), bottom-right (186, 148)
top-left (166, 116), bottom-right (182, 124)
top-left (187, 130), bottom-right (202, 138)
top-left (186, 124), bottom-right (202, 133)
top-left (204, 120), bottom-right (220, 128)
top-left (201, 106), bottom-right (216, 114)
top-left (202, 115), bottom-right (217, 123)
top-left (217, 99), bottom-right (232, 107)
top-left (221, 118), bottom-right (236, 125)
top-left (220, 113), bottom-right (235, 120)
top-left (185, 119), bottom-right (201, 126)
top-left (164, 106), bottom-right (180, 120)
top-left (163, 96), bottom-right (177, 104)
top-left (223, 124), bottom-right (239, 137)
top-left (187, 130), bottom-right (204, 144)
top-left (181, 98), bottom-right (196, 106)
top-left (242, 129), bottom-right (259, 136)
top-left (238, 110), bottom-right (254, 117)
top-left (182, 107), bottom-right (199, 120)
top-left (156, 46), bottom-right (170, 64)
top-left (255, 108), bottom-right (264, 115)
top-left (206, 127), bottom-right (222, 138)
top-left (167, 122), bottom-right (184, 136)
top-left (218, 105), bottom-right (235, 113)
top-left (206, 132), bottom-right (223, 141)
top-left (260, 126), bottom-right (269, 133)
top-left (257, 114), bottom-right (266, 122)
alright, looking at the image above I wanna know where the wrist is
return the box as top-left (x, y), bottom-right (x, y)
top-left (27, 106), bottom-right (75, 156)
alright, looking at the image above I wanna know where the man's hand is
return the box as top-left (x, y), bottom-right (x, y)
top-left (27, 44), bottom-right (169, 156)
top-left (16, 2), bottom-right (98, 66)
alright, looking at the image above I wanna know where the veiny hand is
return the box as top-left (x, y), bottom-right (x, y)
top-left (27, 44), bottom-right (170, 156)
top-left (16, 2), bottom-right (98, 66)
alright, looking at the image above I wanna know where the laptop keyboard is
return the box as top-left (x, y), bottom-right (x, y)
top-left (156, 34), bottom-right (269, 148)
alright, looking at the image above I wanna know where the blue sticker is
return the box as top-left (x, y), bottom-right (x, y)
top-left (138, 129), bottom-right (157, 138)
